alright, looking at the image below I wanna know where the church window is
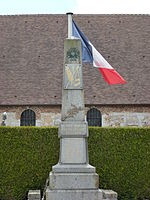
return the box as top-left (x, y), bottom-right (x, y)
top-left (20, 109), bottom-right (36, 126)
top-left (87, 108), bottom-right (102, 126)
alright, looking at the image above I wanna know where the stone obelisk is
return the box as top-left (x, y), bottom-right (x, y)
top-left (46, 13), bottom-right (117, 200)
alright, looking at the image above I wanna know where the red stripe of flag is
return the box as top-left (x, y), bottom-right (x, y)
top-left (99, 68), bottom-right (126, 85)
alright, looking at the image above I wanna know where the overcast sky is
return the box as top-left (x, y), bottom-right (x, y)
top-left (0, 0), bottom-right (150, 15)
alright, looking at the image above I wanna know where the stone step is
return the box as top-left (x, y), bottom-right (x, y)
top-left (49, 172), bottom-right (99, 190)
top-left (46, 189), bottom-right (103, 200)
top-left (52, 163), bottom-right (96, 173)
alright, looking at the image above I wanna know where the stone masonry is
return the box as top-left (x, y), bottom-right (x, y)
top-left (0, 105), bottom-right (150, 127)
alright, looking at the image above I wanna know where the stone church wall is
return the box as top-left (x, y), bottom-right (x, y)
top-left (102, 112), bottom-right (150, 127)
top-left (0, 105), bottom-right (150, 127)
top-left (0, 105), bottom-right (61, 127)
top-left (86, 105), bottom-right (150, 127)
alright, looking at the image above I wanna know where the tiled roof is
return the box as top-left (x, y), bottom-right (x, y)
top-left (0, 14), bottom-right (150, 105)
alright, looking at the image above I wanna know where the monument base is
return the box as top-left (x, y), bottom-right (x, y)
top-left (46, 169), bottom-right (118, 200)
top-left (52, 163), bottom-right (96, 173)
top-left (49, 172), bottom-right (99, 190)
top-left (46, 188), bottom-right (103, 200)
top-left (46, 188), bottom-right (118, 200)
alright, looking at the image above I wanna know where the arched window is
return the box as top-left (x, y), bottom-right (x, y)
top-left (87, 108), bottom-right (102, 126)
top-left (20, 109), bottom-right (36, 126)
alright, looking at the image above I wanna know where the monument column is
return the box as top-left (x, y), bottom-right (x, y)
top-left (50, 12), bottom-right (96, 175)
top-left (46, 13), bottom-right (117, 200)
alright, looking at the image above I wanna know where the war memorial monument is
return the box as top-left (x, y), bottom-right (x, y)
top-left (28, 13), bottom-right (118, 200)
top-left (44, 13), bottom-right (117, 200)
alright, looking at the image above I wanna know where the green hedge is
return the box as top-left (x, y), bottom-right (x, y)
top-left (0, 127), bottom-right (59, 200)
top-left (0, 127), bottom-right (150, 200)
top-left (88, 127), bottom-right (150, 200)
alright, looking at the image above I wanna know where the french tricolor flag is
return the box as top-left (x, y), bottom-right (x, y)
top-left (72, 20), bottom-right (126, 85)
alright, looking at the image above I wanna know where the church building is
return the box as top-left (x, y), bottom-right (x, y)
top-left (0, 14), bottom-right (150, 127)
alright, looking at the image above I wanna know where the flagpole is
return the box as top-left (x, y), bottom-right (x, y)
top-left (66, 12), bottom-right (73, 39)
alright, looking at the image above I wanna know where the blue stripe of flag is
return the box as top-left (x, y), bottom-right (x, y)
top-left (72, 20), bottom-right (93, 64)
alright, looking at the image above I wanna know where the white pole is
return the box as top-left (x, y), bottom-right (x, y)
top-left (66, 12), bottom-right (73, 39)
